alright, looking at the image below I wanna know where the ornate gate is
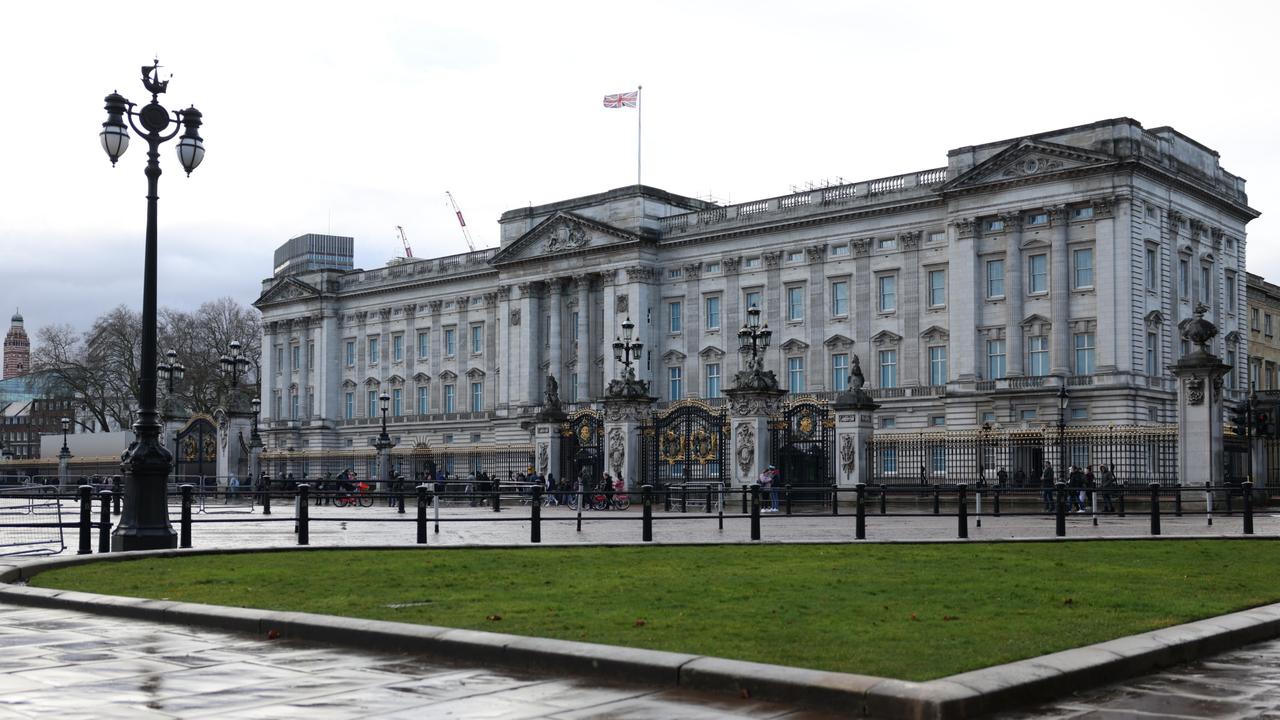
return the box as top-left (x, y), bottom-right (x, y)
top-left (560, 410), bottom-right (603, 490)
top-left (173, 416), bottom-right (217, 480)
top-left (770, 398), bottom-right (834, 503)
top-left (641, 400), bottom-right (728, 489)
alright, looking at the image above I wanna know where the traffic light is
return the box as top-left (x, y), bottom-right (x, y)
top-left (1256, 411), bottom-right (1272, 438)
top-left (1230, 404), bottom-right (1251, 436)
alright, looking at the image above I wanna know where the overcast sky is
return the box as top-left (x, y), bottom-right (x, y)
top-left (2, 0), bottom-right (1278, 337)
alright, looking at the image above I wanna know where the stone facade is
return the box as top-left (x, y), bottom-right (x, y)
top-left (1247, 272), bottom-right (1280, 391)
top-left (255, 118), bottom-right (1258, 457)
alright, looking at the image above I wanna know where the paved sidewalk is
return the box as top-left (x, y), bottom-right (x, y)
top-left (0, 601), bottom-right (833, 719)
top-left (1003, 636), bottom-right (1280, 719)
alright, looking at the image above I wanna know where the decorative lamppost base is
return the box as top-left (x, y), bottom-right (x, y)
top-left (110, 435), bottom-right (177, 551)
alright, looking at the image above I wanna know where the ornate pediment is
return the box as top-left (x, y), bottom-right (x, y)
top-left (1020, 313), bottom-right (1052, 333)
top-left (363, 377), bottom-right (380, 387)
top-left (662, 349), bottom-right (687, 364)
top-left (824, 333), bottom-right (855, 349)
top-left (1145, 310), bottom-right (1165, 328)
top-left (254, 277), bottom-right (322, 308)
top-left (489, 211), bottom-right (642, 266)
top-left (780, 338), bottom-right (810, 354)
top-left (941, 139), bottom-right (1115, 192)
top-left (439, 370), bottom-right (458, 381)
top-left (871, 330), bottom-right (902, 347)
top-left (919, 326), bottom-right (949, 343)
top-left (698, 345), bottom-right (725, 360)
top-left (386, 374), bottom-right (405, 386)
top-left (412, 372), bottom-right (431, 383)
top-left (341, 379), bottom-right (358, 389)
top-left (466, 367), bottom-right (486, 379)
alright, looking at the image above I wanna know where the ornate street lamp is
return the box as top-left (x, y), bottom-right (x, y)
top-left (100, 60), bottom-right (205, 551)
top-left (605, 317), bottom-right (651, 400)
top-left (250, 397), bottom-right (263, 446)
top-left (375, 392), bottom-right (394, 486)
top-left (157, 349), bottom-right (185, 418)
top-left (221, 340), bottom-right (250, 388)
top-left (731, 305), bottom-right (778, 391)
top-left (59, 417), bottom-right (71, 458)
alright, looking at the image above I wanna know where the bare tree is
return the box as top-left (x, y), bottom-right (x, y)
top-left (31, 298), bottom-right (262, 428)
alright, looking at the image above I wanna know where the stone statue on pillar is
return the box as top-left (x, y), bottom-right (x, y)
top-left (538, 374), bottom-right (567, 422)
top-left (1170, 304), bottom-right (1231, 489)
top-left (833, 354), bottom-right (881, 487)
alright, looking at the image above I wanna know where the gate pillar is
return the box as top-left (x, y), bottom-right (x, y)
top-left (1171, 305), bottom-right (1230, 487)
top-left (534, 422), bottom-right (562, 480)
top-left (215, 409), bottom-right (254, 490)
top-left (602, 397), bottom-right (654, 490)
top-left (833, 355), bottom-right (881, 487)
top-left (726, 388), bottom-right (786, 487)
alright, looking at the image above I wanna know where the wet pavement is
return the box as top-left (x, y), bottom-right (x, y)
top-left (0, 602), bottom-right (834, 719)
top-left (1002, 636), bottom-right (1280, 719)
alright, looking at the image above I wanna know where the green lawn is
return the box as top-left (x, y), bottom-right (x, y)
top-left (29, 541), bottom-right (1280, 681)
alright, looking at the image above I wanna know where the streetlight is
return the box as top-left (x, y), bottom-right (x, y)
top-left (59, 417), bottom-right (71, 457)
top-left (376, 392), bottom-right (394, 488)
top-left (612, 317), bottom-right (644, 376)
top-left (1057, 385), bottom-right (1069, 482)
top-left (250, 397), bottom-right (262, 445)
top-left (157, 349), bottom-right (185, 419)
top-left (221, 340), bottom-right (250, 388)
top-left (100, 60), bottom-right (205, 551)
top-left (738, 305), bottom-right (773, 370)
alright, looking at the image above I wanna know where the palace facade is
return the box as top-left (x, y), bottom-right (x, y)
top-left (255, 118), bottom-right (1258, 464)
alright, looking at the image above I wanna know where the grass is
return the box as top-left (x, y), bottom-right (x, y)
top-left (28, 540), bottom-right (1280, 681)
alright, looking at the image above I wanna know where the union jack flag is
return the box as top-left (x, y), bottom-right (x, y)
top-left (603, 91), bottom-right (638, 108)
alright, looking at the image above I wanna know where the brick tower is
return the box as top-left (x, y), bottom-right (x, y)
top-left (3, 310), bottom-right (30, 379)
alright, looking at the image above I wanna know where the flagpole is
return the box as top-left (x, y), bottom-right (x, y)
top-left (636, 85), bottom-right (642, 187)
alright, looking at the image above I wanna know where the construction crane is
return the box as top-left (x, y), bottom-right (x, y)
top-left (395, 225), bottom-right (413, 258)
top-left (446, 191), bottom-right (477, 252)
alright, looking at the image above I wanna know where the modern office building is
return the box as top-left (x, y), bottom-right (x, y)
top-left (255, 117), bottom-right (1258, 463)
top-left (273, 234), bottom-right (355, 278)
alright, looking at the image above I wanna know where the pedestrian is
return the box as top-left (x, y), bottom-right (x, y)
top-left (1013, 468), bottom-right (1026, 488)
top-left (545, 471), bottom-right (557, 505)
top-left (226, 471), bottom-right (240, 504)
top-left (997, 467), bottom-right (1009, 488)
top-left (1101, 464), bottom-right (1117, 512)
top-left (1068, 465), bottom-right (1085, 513)
top-left (1084, 465), bottom-right (1096, 512)
top-left (1041, 464), bottom-right (1055, 511)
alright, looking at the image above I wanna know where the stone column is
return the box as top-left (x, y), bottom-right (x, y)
top-left (624, 267), bottom-right (657, 391)
top-left (833, 389), bottom-right (879, 487)
top-left (1093, 198), bottom-right (1121, 374)
top-left (534, 421), bottom-right (563, 479)
top-left (261, 322), bottom-right (277, 422)
top-left (1049, 205), bottom-right (1071, 376)
top-left (602, 397), bottom-right (654, 490)
top-left (723, 258), bottom-right (743, 380)
top-left (1003, 214), bottom-right (1025, 377)
top-left (576, 277), bottom-right (591, 403)
top-left (948, 222), bottom-right (979, 382)
top-left (216, 410), bottom-right (253, 486)
top-left (1171, 306), bottom-right (1230, 487)
top-left (601, 271), bottom-right (618, 390)
top-left (497, 285), bottom-right (512, 410)
top-left (548, 279), bottom-right (563, 389)
top-left (57, 443), bottom-right (72, 490)
top-left (806, 245), bottom-right (828, 389)
top-left (726, 387), bottom-right (786, 487)
top-left (319, 310), bottom-right (339, 421)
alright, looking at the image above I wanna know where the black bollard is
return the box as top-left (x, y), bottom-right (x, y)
top-left (750, 483), bottom-right (761, 541)
top-left (681, 485), bottom-right (688, 513)
top-left (531, 485), bottom-right (542, 543)
top-left (1118, 486), bottom-right (1125, 517)
top-left (98, 490), bottom-right (112, 554)
top-left (397, 482), bottom-right (405, 515)
top-left (717, 484), bottom-right (724, 531)
top-left (263, 483), bottom-right (272, 515)
top-left (1149, 482), bottom-right (1161, 536)
top-left (832, 484), bottom-right (840, 515)
top-left (993, 488), bottom-right (1001, 517)
top-left (642, 484), bottom-right (653, 542)
top-left (111, 476), bottom-right (122, 515)
top-left (855, 483), bottom-right (866, 540)
top-left (77, 485), bottom-right (92, 555)
top-left (957, 483), bottom-right (968, 539)
top-left (1055, 481), bottom-right (1067, 537)
top-left (297, 484), bottom-right (310, 546)
top-left (785, 485), bottom-right (793, 516)
top-left (665, 485), bottom-right (673, 512)
top-left (416, 485), bottom-right (428, 544)
top-left (880, 483), bottom-right (888, 515)
top-left (1243, 480), bottom-right (1255, 535)
top-left (740, 486), bottom-right (747, 515)
top-left (493, 482), bottom-right (501, 513)
top-left (933, 484), bottom-right (941, 515)
top-left (1206, 480), bottom-right (1214, 527)
top-left (180, 484), bottom-right (193, 549)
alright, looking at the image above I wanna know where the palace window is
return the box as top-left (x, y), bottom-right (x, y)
top-left (744, 290), bottom-right (762, 314)
top-left (344, 392), bottom-right (353, 419)
top-left (1146, 332), bottom-right (1158, 376)
top-left (929, 346), bottom-right (947, 386)
top-left (987, 259), bottom-right (1005, 298)
top-left (443, 384), bottom-right (456, 413)
top-left (831, 280), bottom-right (849, 316)
top-left (1028, 254), bottom-right (1048, 294)
top-left (878, 275), bottom-right (897, 313)
top-left (832, 353), bottom-right (849, 391)
top-left (345, 341), bottom-right (355, 367)
top-left (1071, 206), bottom-right (1094, 221)
top-left (878, 236), bottom-right (897, 250)
top-left (1179, 259), bottom-right (1189, 298)
top-left (1029, 336), bottom-right (1049, 377)
top-left (787, 357), bottom-right (805, 393)
top-left (444, 327), bottom-right (456, 356)
top-left (471, 324), bottom-right (483, 354)
top-left (668, 367), bottom-right (683, 400)
top-left (669, 301), bottom-right (682, 333)
top-left (367, 390), bottom-right (377, 419)
top-left (392, 334), bottom-right (403, 363)
top-left (1227, 272), bottom-right (1237, 313)
top-left (927, 269), bottom-right (946, 307)
top-left (417, 386), bottom-right (428, 414)
top-left (830, 244), bottom-right (851, 257)
top-left (291, 345), bottom-right (300, 371)
top-left (471, 382), bottom-right (483, 412)
top-left (706, 296), bottom-right (721, 330)
top-left (987, 339), bottom-right (1006, 380)
top-left (1027, 212), bottom-right (1048, 226)
top-left (368, 337), bottom-right (379, 365)
top-left (417, 331), bottom-right (429, 359)
top-left (1145, 246), bottom-right (1158, 290)
top-left (705, 363), bottom-right (721, 399)
top-left (787, 286), bottom-right (804, 321)
top-left (1073, 248), bottom-right (1094, 289)
top-left (392, 389), bottom-right (402, 416)
top-left (1074, 333), bottom-right (1096, 375)
top-left (878, 350), bottom-right (897, 388)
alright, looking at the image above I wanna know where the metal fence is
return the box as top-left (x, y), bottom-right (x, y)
top-left (0, 485), bottom-right (64, 556)
top-left (259, 445), bottom-right (535, 486)
top-left (869, 425), bottom-right (1179, 487)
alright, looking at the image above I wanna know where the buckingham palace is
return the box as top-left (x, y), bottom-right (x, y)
top-left (254, 117), bottom-right (1258, 473)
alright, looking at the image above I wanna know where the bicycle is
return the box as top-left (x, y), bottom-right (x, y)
top-left (333, 482), bottom-right (373, 508)
top-left (590, 480), bottom-right (632, 511)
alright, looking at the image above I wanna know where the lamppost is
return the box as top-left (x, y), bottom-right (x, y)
top-left (607, 317), bottom-right (647, 398)
top-left (248, 397), bottom-right (263, 491)
top-left (100, 60), bottom-right (205, 551)
top-left (157, 349), bottom-right (185, 419)
top-left (220, 341), bottom-right (250, 404)
top-left (57, 417), bottom-right (73, 490)
top-left (731, 305), bottom-right (776, 392)
top-left (1057, 385), bottom-right (1069, 482)
top-left (375, 392), bottom-right (393, 488)
top-left (59, 417), bottom-right (71, 457)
